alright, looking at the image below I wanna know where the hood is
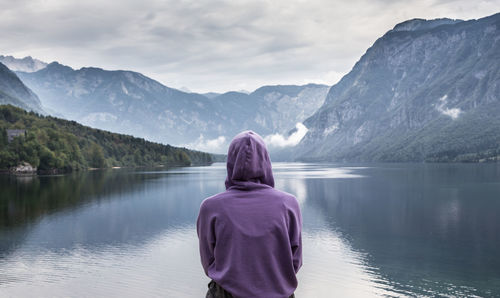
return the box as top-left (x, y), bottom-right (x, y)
top-left (225, 131), bottom-right (275, 189)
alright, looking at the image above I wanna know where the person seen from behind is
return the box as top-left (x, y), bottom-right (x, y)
top-left (197, 131), bottom-right (303, 298)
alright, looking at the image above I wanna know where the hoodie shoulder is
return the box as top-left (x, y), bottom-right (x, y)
top-left (268, 188), bottom-right (300, 209)
top-left (200, 192), bottom-right (224, 209)
top-left (199, 190), bottom-right (235, 212)
top-left (271, 188), bottom-right (296, 199)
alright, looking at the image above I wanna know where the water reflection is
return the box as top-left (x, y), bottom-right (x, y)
top-left (293, 163), bottom-right (500, 297)
top-left (273, 163), bottom-right (365, 179)
top-left (0, 163), bottom-right (499, 297)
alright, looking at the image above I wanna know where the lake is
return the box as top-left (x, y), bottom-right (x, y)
top-left (0, 163), bottom-right (499, 297)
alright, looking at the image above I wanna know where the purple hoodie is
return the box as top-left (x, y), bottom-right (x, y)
top-left (197, 131), bottom-right (302, 298)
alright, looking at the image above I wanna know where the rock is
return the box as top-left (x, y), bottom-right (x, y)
top-left (10, 162), bottom-right (37, 174)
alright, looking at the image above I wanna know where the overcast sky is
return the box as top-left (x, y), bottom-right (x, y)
top-left (0, 0), bottom-right (498, 93)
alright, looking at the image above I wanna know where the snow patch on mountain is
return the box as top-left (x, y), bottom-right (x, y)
top-left (435, 95), bottom-right (462, 119)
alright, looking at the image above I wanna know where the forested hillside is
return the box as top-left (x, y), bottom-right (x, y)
top-left (0, 105), bottom-right (212, 172)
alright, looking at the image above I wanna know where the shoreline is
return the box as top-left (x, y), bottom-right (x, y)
top-left (0, 162), bottom-right (215, 176)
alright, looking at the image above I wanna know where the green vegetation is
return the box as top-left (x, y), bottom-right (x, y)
top-left (0, 170), bottom-right (150, 228)
top-left (0, 105), bottom-right (212, 172)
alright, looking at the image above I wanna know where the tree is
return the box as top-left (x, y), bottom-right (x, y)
top-left (0, 127), bottom-right (7, 148)
top-left (0, 105), bottom-right (215, 171)
top-left (89, 143), bottom-right (105, 168)
top-left (38, 146), bottom-right (57, 170)
top-left (0, 150), bottom-right (15, 168)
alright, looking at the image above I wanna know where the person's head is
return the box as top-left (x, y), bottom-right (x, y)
top-left (225, 131), bottom-right (274, 189)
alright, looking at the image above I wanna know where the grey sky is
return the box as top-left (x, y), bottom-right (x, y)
top-left (0, 0), bottom-right (498, 93)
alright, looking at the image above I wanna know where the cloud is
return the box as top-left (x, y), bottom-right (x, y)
top-left (440, 108), bottom-right (462, 119)
top-left (0, 0), bottom-right (499, 93)
top-left (185, 135), bottom-right (227, 153)
top-left (435, 95), bottom-right (462, 119)
top-left (264, 123), bottom-right (308, 148)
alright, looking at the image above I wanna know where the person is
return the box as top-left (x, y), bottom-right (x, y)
top-left (197, 131), bottom-right (302, 298)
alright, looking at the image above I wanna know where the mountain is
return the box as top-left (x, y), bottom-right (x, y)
top-left (289, 13), bottom-right (500, 162)
top-left (0, 55), bottom-right (47, 73)
top-left (17, 63), bottom-right (329, 152)
top-left (0, 62), bottom-right (44, 113)
top-left (202, 92), bottom-right (221, 99)
top-left (213, 84), bottom-right (329, 136)
top-left (16, 62), bottom-right (228, 146)
top-left (178, 86), bottom-right (192, 93)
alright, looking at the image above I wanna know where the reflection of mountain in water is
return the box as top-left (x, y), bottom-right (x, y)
top-left (0, 168), bottom-right (224, 256)
top-left (305, 164), bottom-right (500, 296)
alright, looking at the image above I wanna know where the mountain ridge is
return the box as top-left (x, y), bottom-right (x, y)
top-left (16, 61), bottom-right (329, 152)
top-left (289, 12), bottom-right (500, 162)
top-left (0, 55), bottom-right (48, 73)
top-left (0, 62), bottom-right (44, 113)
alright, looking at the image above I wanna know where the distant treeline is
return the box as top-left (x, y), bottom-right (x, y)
top-left (0, 105), bottom-right (212, 172)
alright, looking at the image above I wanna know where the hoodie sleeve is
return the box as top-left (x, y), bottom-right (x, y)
top-left (196, 200), bottom-right (217, 275)
top-left (289, 199), bottom-right (303, 273)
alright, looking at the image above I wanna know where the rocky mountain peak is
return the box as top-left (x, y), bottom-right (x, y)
top-left (0, 55), bottom-right (48, 73)
top-left (44, 61), bottom-right (74, 72)
top-left (391, 18), bottom-right (463, 32)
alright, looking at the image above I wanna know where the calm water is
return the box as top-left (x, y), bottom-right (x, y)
top-left (0, 163), bottom-right (499, 297)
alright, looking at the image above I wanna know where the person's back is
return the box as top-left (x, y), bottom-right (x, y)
top-left (197, 131), bottom-right (302, 298)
